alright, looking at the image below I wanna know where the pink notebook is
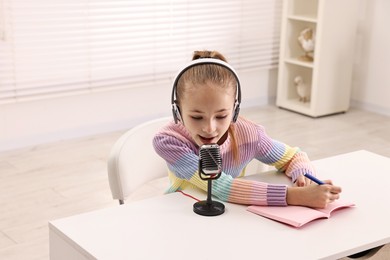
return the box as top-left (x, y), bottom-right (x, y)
top-left (247, 200), bottom-right (355, 228)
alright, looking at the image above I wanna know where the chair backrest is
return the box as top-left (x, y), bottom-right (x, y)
top-left (107, 117), bottom-right (171, 204)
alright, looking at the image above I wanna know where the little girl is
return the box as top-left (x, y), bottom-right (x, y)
top-left (153, 50), bottom-right (341, 208)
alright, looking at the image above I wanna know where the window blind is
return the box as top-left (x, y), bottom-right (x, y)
top-left (0, 0), bottom-right (282, 104)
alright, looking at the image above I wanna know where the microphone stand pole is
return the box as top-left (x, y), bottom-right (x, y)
top-left (207, 178), bottom-right (213, 206)
top-left (193, 160), bottom-right (225, 217)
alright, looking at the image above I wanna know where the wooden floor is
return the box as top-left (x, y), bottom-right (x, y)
top-left (1, 105), bottom-right (389, 260)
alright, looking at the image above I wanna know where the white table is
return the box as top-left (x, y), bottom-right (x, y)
top-left (49, 150), bottom-right (390, 260)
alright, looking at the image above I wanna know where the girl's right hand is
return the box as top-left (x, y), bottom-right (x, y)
top-left (286, 180), bottom-right (342, 208)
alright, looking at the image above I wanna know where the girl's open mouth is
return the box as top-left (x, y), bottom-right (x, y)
top-left (199, 135), bottom-right (216, 144)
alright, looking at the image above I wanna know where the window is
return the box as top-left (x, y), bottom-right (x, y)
top-left (0, 0), bottom-right (282, 104)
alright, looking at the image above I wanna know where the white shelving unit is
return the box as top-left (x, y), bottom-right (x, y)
top-left (276, 0), bottom-right (359, 117)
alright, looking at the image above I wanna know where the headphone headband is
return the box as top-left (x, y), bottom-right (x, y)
top-left (171, 58), bottom-right (241, 106)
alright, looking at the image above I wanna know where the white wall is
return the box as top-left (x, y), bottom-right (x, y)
top-left (0, 69), bottom-right (277, 152)
top-left (351, 0), bottom-right (390, 115)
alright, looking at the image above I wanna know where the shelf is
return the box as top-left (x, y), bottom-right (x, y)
top-left (284, 58), bottom-right (314, 68)
top-left (277, 0), bottom-right (358, 117)
top-left (287, 15), bottom-right (317, 23)
top-left (288, 0), bottom-right (318, 19)
top-left (279, 98), bottom-right (311, 114)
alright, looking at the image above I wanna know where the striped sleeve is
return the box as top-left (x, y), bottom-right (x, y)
top-left (255, 125), bottom-right (316, 182)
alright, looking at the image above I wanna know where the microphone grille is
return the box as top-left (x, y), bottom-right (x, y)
top-left (199, 144), bottom-right (222, 175)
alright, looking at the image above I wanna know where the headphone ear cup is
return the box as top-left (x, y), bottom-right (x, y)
top-left (232, 101), bottom-right (240, 123)
top-left (172, 102), bottom-right (182, 124)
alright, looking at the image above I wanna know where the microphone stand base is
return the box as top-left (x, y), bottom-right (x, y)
top-left (193, 200), bottom-right (225, 216)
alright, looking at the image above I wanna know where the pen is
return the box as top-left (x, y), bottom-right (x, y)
top-left (304, 173), bottom-right (325, 185)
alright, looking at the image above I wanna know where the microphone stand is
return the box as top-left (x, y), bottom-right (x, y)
top-left (193, 159), bottom-right (225, 216)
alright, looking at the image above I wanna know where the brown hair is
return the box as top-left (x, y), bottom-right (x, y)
top-left (177, 50), bottom-right (239, 162)
top-left (176, 51), bottom-right (237, 99)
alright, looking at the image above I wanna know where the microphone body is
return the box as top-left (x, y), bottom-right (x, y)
top-left (193, 144), bottom-right (225, 216)
top-left (198, 143), bottom-right (222, 180)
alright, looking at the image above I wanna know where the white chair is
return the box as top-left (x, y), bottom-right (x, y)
top-left (107, 117), bottom-right (171, 205)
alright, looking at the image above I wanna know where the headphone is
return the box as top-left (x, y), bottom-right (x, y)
top-left (171, 58), bottom-right (241, 124)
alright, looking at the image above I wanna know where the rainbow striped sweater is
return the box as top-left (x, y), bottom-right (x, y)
top-left (153, 117), bottom-right (316, 206)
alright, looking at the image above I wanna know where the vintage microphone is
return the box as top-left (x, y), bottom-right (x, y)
top-left (193, 144), bottom-right (225, 216)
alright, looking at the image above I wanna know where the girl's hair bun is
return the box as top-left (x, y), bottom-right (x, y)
top-left (192, 50), bottom-right (227, 62)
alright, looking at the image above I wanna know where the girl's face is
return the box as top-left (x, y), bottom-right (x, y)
top-left (179, 82), bottom-right (236, 147)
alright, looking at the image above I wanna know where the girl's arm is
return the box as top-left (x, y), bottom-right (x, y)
top-left (253, 125), bottom-right (317, 185)
top-left (253, 126), bottom-right (342, 208)
top-left (153, 133), bottom-right (288, 206)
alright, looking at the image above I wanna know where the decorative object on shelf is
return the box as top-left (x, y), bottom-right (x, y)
top-left (297, 28), bottom-right (315, 62)
top-left (294, 75), bottom-right (310, 103)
